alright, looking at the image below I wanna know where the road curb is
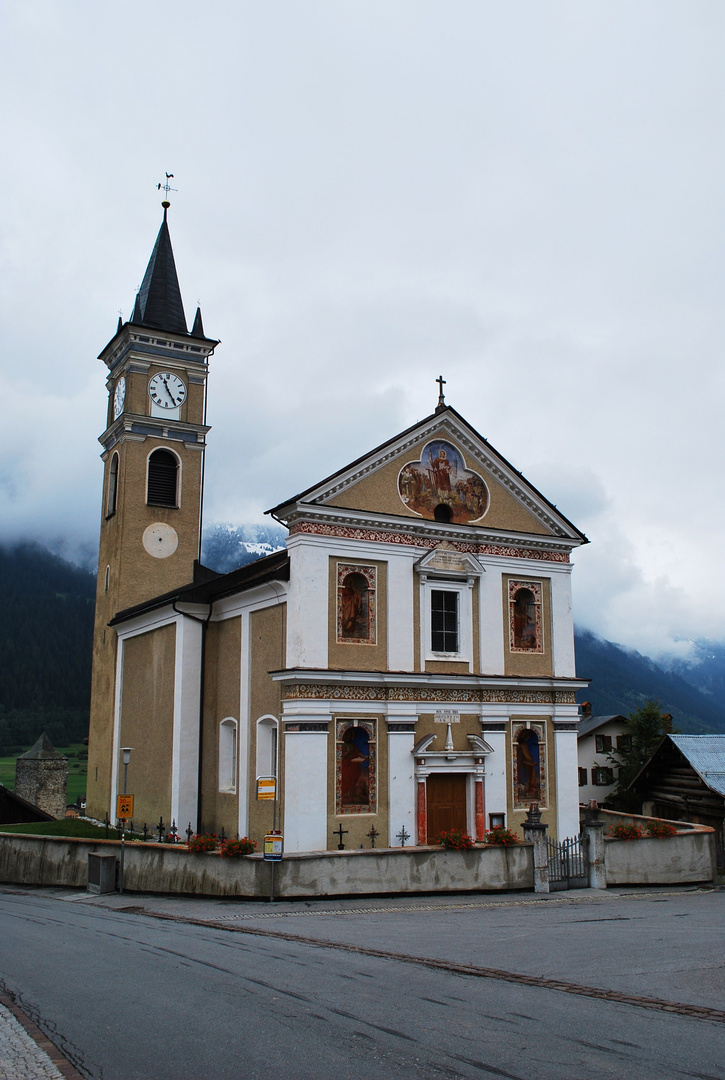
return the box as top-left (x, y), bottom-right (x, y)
top-left (0, 992), bottom-right (86, 1080)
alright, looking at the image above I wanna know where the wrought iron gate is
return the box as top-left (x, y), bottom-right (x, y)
top-left (547, 833), bottom-right (589, 890)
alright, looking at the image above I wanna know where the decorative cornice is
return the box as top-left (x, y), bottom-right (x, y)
top-left (289, 520), bottom-right (570, 563)
top-left (99, 413), bottom-right (210, 453)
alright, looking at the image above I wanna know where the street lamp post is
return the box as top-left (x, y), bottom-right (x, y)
top-left (119, 747), bottom-right (134, 894)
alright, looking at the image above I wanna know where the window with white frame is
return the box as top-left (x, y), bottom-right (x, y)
top-left (415, 548), bottom-right (482, 669)
top-left (256, 715), bottom-right (278, 779)
top-left (431, 589), bottom-right (459, 653)
top-left (218, 718), bottom-right (238, 793)
top-left (420, 576), bottom-right (473, 664)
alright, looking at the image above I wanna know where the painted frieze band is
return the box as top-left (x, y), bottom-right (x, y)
top-left (283, 684), bottom-right (577, 704)
top-left (289, 521), bottom-right (569, 562)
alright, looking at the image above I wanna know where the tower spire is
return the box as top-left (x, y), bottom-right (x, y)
top-left (130, 192), bottom-right (187, 335)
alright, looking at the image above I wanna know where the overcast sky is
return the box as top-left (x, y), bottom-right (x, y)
top-left (1, 2), bottom-right (723, 660)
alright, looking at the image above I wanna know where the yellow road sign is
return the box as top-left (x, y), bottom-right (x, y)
top-left (116, 794), bottom-right (134, 820)
top-left (264, 832), bottom-right (283, 861)
top-left (257, 777), bottom-right (276, 801)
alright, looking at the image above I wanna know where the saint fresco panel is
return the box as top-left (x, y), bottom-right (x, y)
top-left (508, 580), bottom-right (543, 653)
top-left (398, 440), bottom-right (489, 523)
top-left (512, 721), bottom-right (547, 809)
top-left (336, 564), bottom-right (376, 644)
top-left (336, 719), bottom-right (376, 814)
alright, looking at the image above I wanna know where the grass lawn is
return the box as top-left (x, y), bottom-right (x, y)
top-left (0, 743), bottom-right (87, 804)
top-left (0, 819), bottom-right (141, 840)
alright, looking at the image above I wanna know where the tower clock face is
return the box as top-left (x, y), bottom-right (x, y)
top-left (149, 372), bottom-right (187, 410)
top-left (113, 376), bottom-right (126, 419)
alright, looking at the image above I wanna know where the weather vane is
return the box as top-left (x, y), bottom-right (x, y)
top-left (157, 172), bottom-right (177, 207)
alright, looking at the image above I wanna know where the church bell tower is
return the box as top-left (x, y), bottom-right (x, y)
top-left (86, 198), bottom-right (218, 820)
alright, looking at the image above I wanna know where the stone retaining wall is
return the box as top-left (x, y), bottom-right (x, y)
top-left (0, 834), bottom-right (533, 898)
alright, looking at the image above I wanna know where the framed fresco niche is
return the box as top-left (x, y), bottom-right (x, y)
top-left (336, 563), bottom-right (376, 645)
top-left (336, 718), bottom-right (377, 815)
top-left (508, 580), bottom-right (544, 653)
top-left (512, 720), bottom-right (547, 809)
top-left (397, 440), bottom-right (489, 524)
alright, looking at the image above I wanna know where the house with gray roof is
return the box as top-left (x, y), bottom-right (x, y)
top-left (629, 734), bottom-right (725, 869)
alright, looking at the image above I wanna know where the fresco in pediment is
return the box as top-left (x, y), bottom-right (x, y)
top-left (397, 440), bottom-right (489, 524)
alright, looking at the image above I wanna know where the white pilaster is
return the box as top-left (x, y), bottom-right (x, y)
top-left (387, 555), bottom-right (415, 670)
top-left (480, 716), bottom-right (508, 826)
top-left (550, 567), bottom-right (575, 676)
top-left (387, 715), bottom-right (416, 846)
top-left (110, 635), bottom-right (124, 820)
top-left (284, 723), bottom-right (329, 851)
top-left (554, 721), bottom-right (580, 840)
top-left (170, 615), bottom-right (203, 832)
top-left (285, 539), bottom-right (329, 668)
top-left (479, 566), bottom-right (505, 674)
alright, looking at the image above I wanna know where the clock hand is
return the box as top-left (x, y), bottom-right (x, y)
top-left (162, 376), bottom-right (177, 406)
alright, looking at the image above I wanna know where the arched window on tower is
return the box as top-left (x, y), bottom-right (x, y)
top-left (147, 449), bottom-right (178, 507)
top-left (106, 452), bottom-right (119, 517)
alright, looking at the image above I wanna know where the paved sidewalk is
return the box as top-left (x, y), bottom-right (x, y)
top-left (0, 996), bottom-right (81, 1080)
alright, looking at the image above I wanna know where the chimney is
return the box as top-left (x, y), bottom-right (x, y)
top-left (580, 701), bottom-right (592, 719)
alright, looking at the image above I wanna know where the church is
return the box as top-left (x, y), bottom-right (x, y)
top-left (86, 204), bottom-right (589, 853)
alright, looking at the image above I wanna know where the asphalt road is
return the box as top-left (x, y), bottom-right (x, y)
top-left (0, 886), bottom-right (723, 1080)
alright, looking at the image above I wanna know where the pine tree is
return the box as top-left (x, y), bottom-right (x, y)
top-left (608, 700), bottom-right (673, 807)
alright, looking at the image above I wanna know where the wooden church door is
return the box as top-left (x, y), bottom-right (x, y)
top-left (426, 773), bottom-right (467, 843)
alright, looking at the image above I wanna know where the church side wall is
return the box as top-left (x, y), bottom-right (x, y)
top-left (118, 624), bottom-right (176, 829)
top-left (200, 616), bottom-right (242, 837)
top-left (247, 605), bottom-right (285, 846)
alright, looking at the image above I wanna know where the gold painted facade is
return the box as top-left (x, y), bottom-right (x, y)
top-left (326, 434), bottom-right (551, 535)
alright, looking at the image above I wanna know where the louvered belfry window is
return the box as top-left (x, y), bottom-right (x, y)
top-left (147, 449), bottom-right (178, 507)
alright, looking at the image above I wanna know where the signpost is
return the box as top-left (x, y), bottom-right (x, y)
top-left (116, 794), bottom-right (134, 820)
top-left (263, 832), bottom-right (284, 861)
top-left (258, 774), bottom-right (281, 901)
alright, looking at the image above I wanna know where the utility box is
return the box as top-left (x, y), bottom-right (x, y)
top-left (87, 852), bottom-right (117, 894)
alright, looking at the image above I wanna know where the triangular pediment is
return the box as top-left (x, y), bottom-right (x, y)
top-left (268, 407), bottom-right (586, 546)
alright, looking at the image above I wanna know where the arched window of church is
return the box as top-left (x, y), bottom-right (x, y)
top-left (107, 452), bottom-right (119, 517)
top-left (509, 582), bottom-right (543, 653)
top-left (256, 715), bottom-right (278, 779)
top-left (147, 449), bottom-right (178, 507)
top-left (336, 719), bottom-right (376, 814)
top-left (219, 718), bottom-right (237, 793)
